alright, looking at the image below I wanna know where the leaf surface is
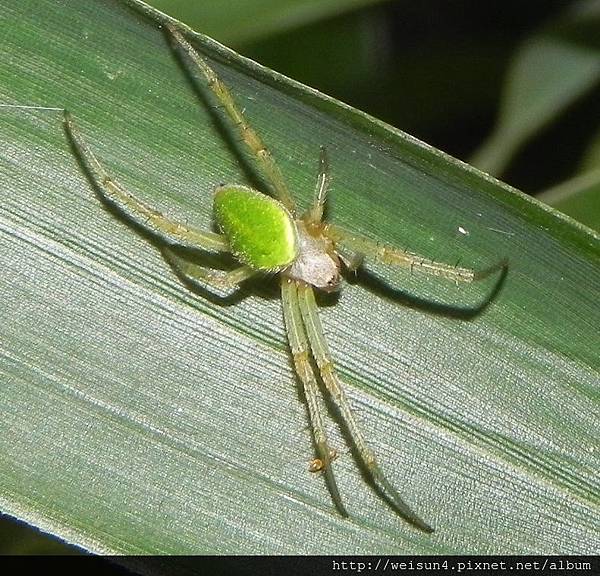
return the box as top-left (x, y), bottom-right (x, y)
top-left (0, 0), bottom-right (598, 556)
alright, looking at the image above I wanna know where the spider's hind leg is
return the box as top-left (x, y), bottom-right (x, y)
top-left (0, 105), bottom-right (229, 252)
top-left (165, 24), bottom-right (296, 214)
top-left (62, 111), bottom-right (229, 253)
top-left (162, 247), bottom-right (256, 296)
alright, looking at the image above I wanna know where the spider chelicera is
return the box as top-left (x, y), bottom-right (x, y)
top-left (4, 23), bottom-right (506, 533)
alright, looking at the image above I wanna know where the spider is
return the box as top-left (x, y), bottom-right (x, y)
top-left (3, 24), bottom-right (506, 533)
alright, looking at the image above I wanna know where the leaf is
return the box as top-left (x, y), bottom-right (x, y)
top-left (0, 0), bottom-right (598, 557)
top-left (580, 124), bottom-right (600, 172)
top-left (471, 0), bottom-right (600, 175)
top-left (538, 168), bottom-right (600, 231)
top-left (146, 0), bottom-right (387, 44)
top-left (537, 107), bottom-right (600, 232)
top-left (240, 9), bottom-right (383, 100)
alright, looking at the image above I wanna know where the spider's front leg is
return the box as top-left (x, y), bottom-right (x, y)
top-left (162, 248), bottom-right (256, 295)
top-left (296, 283), bottom-right (434, 533)
top-left (325, 224), bottom-right (507, 284)
top-left (281, 278), bottom-right (348, 517)
top-left (304, 146), bottom-right (330, 225)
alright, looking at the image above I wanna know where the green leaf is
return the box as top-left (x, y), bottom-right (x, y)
top-left (471, 0), bottom-right (600, 175)
top-left (146, 0), bottom-right (387, 44)
top-left (1, 0), bottom-right (598, 556)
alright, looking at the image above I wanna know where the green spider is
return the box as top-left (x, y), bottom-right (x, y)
top-left (4, 24), bottom-right (506, 533)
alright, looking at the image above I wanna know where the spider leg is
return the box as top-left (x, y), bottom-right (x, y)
top-left (281, 278), bottom-right (348, 517)
top-left (325, 224), bottom-right (507, 284)
top-left (61, 110), bottom-right (228, 252)
top-left (296, 283), bottom-right (434, 532)
top-left (304, 146), bottom-right (330, 225)
top-left (0, 105), bottom-right (228, 251)
top-left (165, 24), bottom-right (296, 215)
top-left (162, 247), bottom-right (256, 295)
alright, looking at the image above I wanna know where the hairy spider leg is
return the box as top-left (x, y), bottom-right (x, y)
top-left (281, 278), bottom-right (348, 517)
top-left (61, 110), bottom-right (229, 252)
top-left (162, 247), bottom-right (255, 295)
top-left (304, 146), bottom-right (330, 225)
top-left (0, 105), bottom-right (255, 293)
top-left (296, 282), bottom-right (434, 533)
top-left (165, 24), bottom-right (297, 215)
top-left (325, 224), bottom-right (507, 284)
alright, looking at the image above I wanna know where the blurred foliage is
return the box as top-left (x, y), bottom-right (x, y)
top-left (471, 0), bottom-right (600, 184)
top-left (2, 0), bottom-right (598, 555)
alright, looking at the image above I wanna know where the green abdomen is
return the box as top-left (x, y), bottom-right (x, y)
top-left (214, 185), bottom-right (298, 271)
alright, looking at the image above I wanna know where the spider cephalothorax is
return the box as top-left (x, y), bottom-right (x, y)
top-left (283, 220), bottom-right (342, 293)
